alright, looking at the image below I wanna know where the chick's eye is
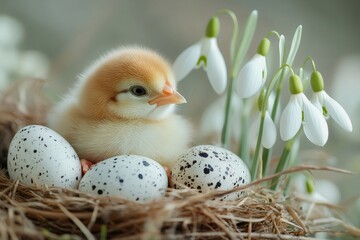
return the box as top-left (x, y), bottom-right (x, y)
top-left (129, 85), bottom-right (147, 97)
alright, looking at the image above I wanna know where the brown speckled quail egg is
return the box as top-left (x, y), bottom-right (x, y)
top-left (78, 155), bottom-right (168, 202)
top-left (171, 145), bottom-right (250, 200)
top-left (7, 125), bottom-right (82, 188)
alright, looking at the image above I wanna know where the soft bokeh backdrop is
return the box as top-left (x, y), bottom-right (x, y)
top-left (1, 0), bottom-right (359, 227)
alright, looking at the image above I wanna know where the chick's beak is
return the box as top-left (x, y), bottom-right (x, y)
top-left (148, 86), bottom-right (186, 106)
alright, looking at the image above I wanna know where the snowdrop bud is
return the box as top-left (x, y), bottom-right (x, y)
top-left (257, 38), bottom-right (270, 56)
top-left (289, 75), bottom-right (303, 94)
top-left (310, 71), bottom-right (324, 92)
top-left (306, 177), bottom-right (315, 194)
top-left (205, 17), bottom-right (220, 38)
top-left (257, 89), bottom-right (266, 111)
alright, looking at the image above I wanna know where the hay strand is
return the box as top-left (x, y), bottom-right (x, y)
top-left (1, 165), bottom-right (359, 239)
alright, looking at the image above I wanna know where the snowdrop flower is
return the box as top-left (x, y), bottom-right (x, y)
top-left (236, 38), bottom-right (269, 98)
top-left (172, 17), bottom-right (227, 94)
top-left (199, 94), bottom-right (242, 144)
top-left (292, 175), bottom-right (340, 205)
top-left (280, 75), bottom-right (328, 146)
top-left (0, 15), bottom-right (24, 48)
top-left (251, 90), bottom-right (276, 148)
top-left (253, 111), bottom-right (276, 149)
top-left (310, 71), bottom-right (352, 132)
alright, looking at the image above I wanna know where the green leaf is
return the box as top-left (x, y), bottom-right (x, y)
top-left (286, 25), bottom-right (302, 65)
top-left (228, 11), bottom-right (239, 65)
top-left (231, 10), bottom-right (258, 78)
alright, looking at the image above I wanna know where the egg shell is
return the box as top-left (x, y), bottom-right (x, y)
top-left (7, 125), bottom-right (81, 189)
top-left (171, 145), bottom-right (250, 200)
top-left (79, 155), bottom-right (168, 202)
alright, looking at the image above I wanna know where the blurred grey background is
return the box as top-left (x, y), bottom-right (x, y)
top-left (1, 0), bottom-right (359, 225)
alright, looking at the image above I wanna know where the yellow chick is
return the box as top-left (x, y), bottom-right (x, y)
top-left (48, 46), bottom-right (192, 167)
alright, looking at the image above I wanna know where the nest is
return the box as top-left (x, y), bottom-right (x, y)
top-left (1, 167), bottom-right (359, 240)
top-left (0, 79), bottom-right (359, 239)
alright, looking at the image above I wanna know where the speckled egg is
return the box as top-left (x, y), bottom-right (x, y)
top-left (78, 155), bottom-right (168, 202)
top-left (171, 145), bottom-right (250, 200)
top-left (7, 125), bottom-right (82, 188)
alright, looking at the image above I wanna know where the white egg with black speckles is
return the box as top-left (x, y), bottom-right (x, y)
top-left (171, 145), bottom-right (250, 200)
top-left (79, 155), bottom-right (168, 202)
top-left (7, 125), bottom-right (82, 188)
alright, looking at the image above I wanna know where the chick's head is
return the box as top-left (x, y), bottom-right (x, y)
top-left (77, 47), bottom-right (186, 120)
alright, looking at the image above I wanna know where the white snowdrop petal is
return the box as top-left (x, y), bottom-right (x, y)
top-left (303, 98), bottom-right (328, 146)
top-left (172, 42), bottom-right (201, 81)
top-left (262, 57), bottom-right (267, 84)
top-left (262, 111), bottom-right (277, 148)
top-left (236, 55), bottom-right (264, 98)
top-left (206, 40), bottom-right (227, 94)
top-left (199, 95), bottom-right (242, 144)
top-left (311, 93), bottom-right (323, 112)
top-left (323, 92), bottom-right (353, 132)
top-left (280, 97), bottom-right (302, 141)
top-left (199, 100), bottom-right (224, 138)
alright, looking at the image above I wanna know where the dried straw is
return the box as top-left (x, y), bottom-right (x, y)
top-left (1, 166), bottom-right (359, 240)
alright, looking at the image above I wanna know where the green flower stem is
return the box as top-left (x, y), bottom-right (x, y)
top-left (221, 76), bottom-right (235, 148)
top-left (250, 110), bottom-right (265, 179)
top-left (266, 30), bottom-right (281, 40)
top-left (261, 65), bottom-right (287, 175)
top-left (284, 137), bottom-right (301, 194)
top-left (238, 98), bottom-right (251, 163)
top-left (262, 26), bottom-right (302, 176)
top-left (302, 56), bottom-right (317, 71)
top-left (216, 9), bottom-right (239, 65)
top-left (100, 224), bottom-right (107, 240)
top-left (251, 64), bottom-right (295, 180)
top-left (220, 10), bottom-right (258, 148)
top-left (255, 31), bottom-right (280, 176)
top-left (270, 138), bottom-right (294, 190)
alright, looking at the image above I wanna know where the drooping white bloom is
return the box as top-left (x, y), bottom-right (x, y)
top-left (199, 94), bottom-right (242, 144)
top-left (172, 17), bottom-right (227, 94)
top-left (312, 91), bottom-right (352, 132)
top-left (250, 92), bottom-right (277, 149)
top-left (172, 37), bottom-right (227, 94)
top-left (292, 174), bottom-right (341, 204)
top-left (280, 92), bottom-right (328, 146)
top-left (236, 37), bottom-right (270, 99)
top-left (310, 70), bottom-right (352, 132)
top-left (0, 15), bottom-right (24, 47)
top-left (252, 111), bottom-right (276, 149)
top-left (236, 53), bottom-right (267, 99)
